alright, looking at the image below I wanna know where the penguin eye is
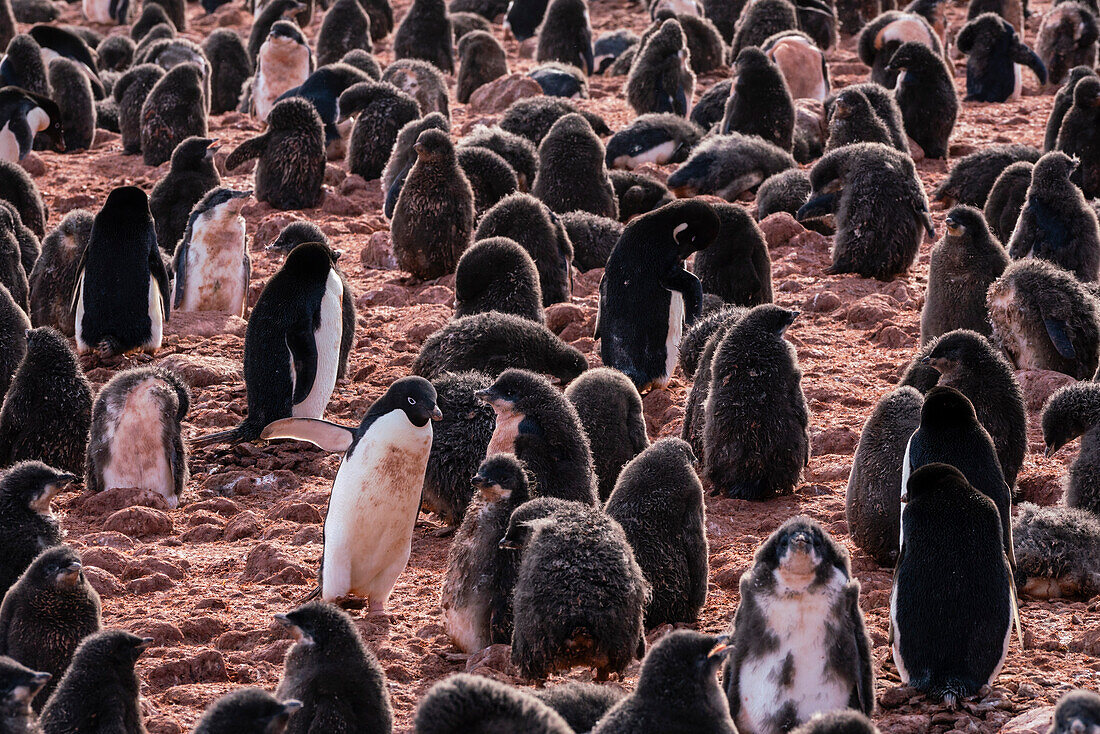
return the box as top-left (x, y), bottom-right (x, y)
top-left (407, 397), bottom-right (416, 405)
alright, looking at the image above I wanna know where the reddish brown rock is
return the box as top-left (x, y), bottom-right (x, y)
top-left (467, 74), bottom-right (542, 114)
top-left (146, 650), bottom-right (230, 687)
top-left (759, 212), bottom-right (805, 249)
top-left (102, 506), bottom-right (173, 538)
top-left (78, 487), bottom-right (171, 514)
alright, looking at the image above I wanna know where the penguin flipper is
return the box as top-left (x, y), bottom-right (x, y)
top-left (796, 191), bottom-right (839, 221)
top-left (225, 133), bottom-right (270, 170)
top-left (9, 115), bottom-right (32, 161)
top-left (659, 267), bottom-right (703, 326)
top-left (1043, 317), bottom-right (1077, 359)
top-left (846, 580), bottom-right (876, 716)
top-left (287, 321), bottom-right (319, 404)
top-left (150, 249), bottom-right (171, 321)
top-left (582, 43), bottom-right (594, 76)
top-left (260, 417), bottom-right (356, 452)
top-left (172, 230), bottom-right (192, 311)
top-left (384, 160), bottom-right (413, 219)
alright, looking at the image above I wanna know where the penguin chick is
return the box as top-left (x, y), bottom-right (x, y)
top-left (678, 303), bottom-right (748, 377)
top-left (610, 170), bottom-right (673, 222)
top-left (458, 125), bottom-right (539, 192)
top-left (113, 63), bottom-right (164, 154)
top-left (668, 133), bottom-right (796, 200)
top-left (131, 5), bottom-right (172, 42)
top-left (393, 0), bottom-right (453, 72)
top-left (1012, 503), bottom-right (1100, 600)
top-left (274, 602), bottom-right (392, 734)
top-left (0, 461), bottom-right (72, 600)
top-left (1049, 689), bottom-right (1100, 734)
top-left (791, 711), bottom-right (881, 734)
top-left (534, 683), bottom-right (624, 734)
top-left (0, 546), bottom-right (100, 710)
top-left (0, 160), bottom-right (44, 240)
top-left (1008, 151), bottom-right (1100, 281)
top-left (0, 214), bottom-right (26, 314)
top-left (149, 136), bottom-right (221, 254)
top-left (0, 655), bottom-right (49, 734)
top-left (193, 689), bottom-right (302, 734)
top-left (140, 62), bottom-right (207, 166)
top-left (171, 188), bottom-right (251, 316)
top-left (339, 81), bottom-right (419, 181)
top-left (414, 674), bottom-right (573, 734)
top-left (689, 77), bottom-right (729, 130)
top-left (202, 30), bottom-right (252, 115)
top-left (450, 12), bottom-right (490, 42)
top-left (704, 304), bottom-right (808, 499)
top-left (85, 366), bottom-right (189, 509)
top-left (591, 630), bottom-right (736, 733)
top-left (762, 30), bottom-right (830, 101)
top-left (1045, 66), bottom-right (1097, 152)
top-left (536, 0), bottom-right (593, 73)
top-left (625, 18), bottom-right (695, 116)
top-left (380, 113), bottom-right (448, 218)
top-left (36, 630), bottom-right (148, 731)
top-left (857, 10), bottom-right (943, 87)
top-left (921, 206), bottom-right (1009, 344)
top-left (0, 36), bottom-right (48, 99)
top-left (724, 516), bottom-right (874, 733)
top-left (476, 369), bottom-right (597, 503)
top-left (663, 11), bottom-right (726, 74)
top-left (730, 0), bottom-right (798, 57)
top-left (440, 452), bottom-right (531, 651)
top-left (605, 437), bottom-right (707, 627)
top-left (502, 497), bottom-right (648, 680)
top-left (316, 0), bottom-right (372, 66)
top-left (799, 142), bottom-right (932, 280)
top-left (721, 46), bottom-right (794, 152)
top-left (0, 328), bottom-right (92, 474)
top-left (681, 308), bottom-right (750, 461)
top-left (474, 193), bottom-right (573, 305)
top-left (381, 59), bottom-right (450, 118)
top-left (1036, 2), bottom-right (1099, 88)
top-left (605, 113), bottom-right (702, 170)
top-left (885, 41), bottom-right (957, 158)
top-left (457, 146), bottom-right (519, 217)
top-left (498, 96), bottom-right (610, 145)
top-left (932, 144), bottom-right (1041, 208)
top-left (825, 88), bottom-right (893, 151)
top-left (359, 0), bottom-right (394, 42)
top-left (97, 36), bottom-right (134, 72)
top-left (225, 97), bottom-right (325, 210)
top-left (1042, 381), bottom-right (1100, 513)
top-left (413, 312), bottom-right (587, 384)
top-left (391, 129), bottom-right (474, 280)
top-left (597, 199), bottom-right (720, 390)
top-left (559, 210), bottom-right (622, 271)
top-left (454, 237), bottom-right (543, 323)
top-left (565, 367), bottom-right (649, 501)
top-left (985, 161), bottom-right (1035, 244)
top-left (987, 258), bottom-right (1100, 378)
top-left (252, 21), bottom-right (313, 125)
top-left (827, 81), bottom-right (908, 152)
top-left (46, 58), bottom-right (93, 152)
top-left (755, 168), bottom-right (810, 220)
top-left (1056, 75), bottom-right (1100, 198)
top-left (694, 201), bottom-right (773, 307)
top-left (456, 31), bottom-right (507, 104)
top-left (957, 13), bottom-right (1046, 102)
top-left (532, 113), bottom-right (617, 219)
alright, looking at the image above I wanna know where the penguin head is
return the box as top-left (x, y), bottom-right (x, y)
top-left (499, 496), bottom-right (571, 549)
top-left (1033, 150), bottom-right (1079, 186)
top-left (920, 329), bottom-right (987, 378)
top-left (883, 41), bottom-right (932, 72)
top-left (658, 199), bottom-right (720, 258)
top-left (1041, 383), bottom-right (1100, 458)
top-left (195, 689), bottom-right (302, 734)
top-left (0, 461), bottom-right (77, 514)
top-left (27, 545), bottom-right (84, 589)
top-left (170, 136), bottom-right (220, 170)
top-left (268, 20), bottom-right (307, 47)
top-left (21, 92), bottom-right (64, 153)
top-left (633, 630), bottom-right (732, 697)
top-left (370, 376), bottom-right (442, 428)
top-left (0, 657), bottom-right (49, 711)
top-left (902, 461), bottom-right (970, 504)
top-left (477, 369), bottom-right (550, 415)
top-left (919, 385), bottom-right (978, 428)
top-left (414, 129), bottom-right (456, 164)
top-left (831, 89), bottom-right (870, 121)
top-left (100, 185), bottom-right (150, 218)
top-left (943, 204), bottom-right (987, 241)
top-left (733, 46), bottom-right (771, 77)
top-left (199, 188), bottom-right (252, 216)
top-left (268, 221), bottom-right (328, 253)
top-left (472, 453), bottom-right (530, 502)
top-left (740, 303), bottom-right (798, 337)
top-left (282, 242), bottom-right (336, 281)
top-left (67, 632), bottom-right (152, 682)
top-left (24, 327), bottom-right (76, 367)
top-left (274, 600), bottom-right (358, 649)
top-left (1051, 689), bottom-right (1100, 734)
top-left (763, 516), bottom-right (840, 591)
top-left (1073, 76), bottom-right (1100, 108)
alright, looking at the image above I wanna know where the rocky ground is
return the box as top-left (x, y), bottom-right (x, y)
top-left (15, 0), bottom-right (1100, 729)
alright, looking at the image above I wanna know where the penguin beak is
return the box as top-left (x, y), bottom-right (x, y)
top-left (30, 672), bottom-right (51, 692)
top-left (58, 561), bottom-right (82, 585)
top-left (136, 637), bottom-right (155, 651)
top-left (280, 700), bottom-right (303, 717)
top-left (707, 635), bottom-right (733, 659)
top-left (205, 140), bottom-right (220, 158)
top-left (431, 406), bottom-right (443, 421)
top-left (1044, 442), bottom-right (1062, 458)
top-left (498, 535), bottom-right (522, 550)
top-left (471, 475), bottom-right (490, 489)
top-left (921, 356), bottom-right (949, 373)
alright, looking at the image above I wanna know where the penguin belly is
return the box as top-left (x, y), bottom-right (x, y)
top-left (736, 568), bottom-right (852, 734)
top-left (177, 213), bottom-right (248, 315)
top-left (889, 581), bottom-right (910, 683)
top-left (100, 377), bottom-right (176, 508)
top-left (616, 140), bottom-right (677, 169)
top-left (487, 407), bottom-right (523, 456)
top-left (320, 410), bottom-right (433, 607)
top-left (74, 273), bottom-right (88, 353)
top-left (659, 290), bottom-right (684, 389)
top-left (142, 276), bottom-right (165, 352)
top-left (292, 270), bottom-right (343, 419)
top-left (0, 121), bottom-right (18, 163)
top-left (441, 506), bottom-right (494, 652)
top-left (254, 44), bottom-right (311, 123)
top-left (82, 0), bottom-right (114, 22)
top-left (987, 282), bottom-right (1038, 369)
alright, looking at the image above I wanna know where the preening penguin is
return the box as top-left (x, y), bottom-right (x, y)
top-left (891, 463), bottom-right (1014, 708)
top-left (0, 87), bottom-right (63, 164)
top-left (1007, 151), bottom-right (1100, 282)
top-left (393, 0), bottom-right (454, 72)
top-left (339, 81), bottom-right (419, 182)
top-left (597, 199), bottom-right (720, 391)
top-left (1056, 76), bottom-right (1100, 198)
top-left (502, 497), bottom-right (647, 680)
top-left (414, 674), bottom-right (573, 734)
top-left (140, 62), bottom-right (208, 167)
top-left (694, 202), bottom-right (773, 307)
top-left (192, 689), bottom-right (302, 734)
top-left (1036, 2), bottom-right (1098, 87)
top-left (261, 377), bottom-right (442, 611)
top-left (252, 21), bottom-right (313, 125)
top-left (149, 136), bottom-right (221, 255)
top-left (704, 304), bottom-right (809, 500)
top-left (440, 453), bottom-right (530, 652)
top-left (723, 516), bottom-right (874, 734)
top-left (987, 258), bottom-right (1100, 378)
top-left (932, 143), bottom-right (1040, 208)
top-left (191, 243), bottom-right (348, 446)
top-left (625, 18), bottom-right (695, 116)
top-left (536, 0), bottom-right (593, 73)
top-left (84, 366), bottom-right (189, 509)
top-left (799, 143), bottom-right (932, 280)
top-left (1045, 66), bottom-right (1096, 152)
top-left (0, 461), bottom-right (72, 600)
top-left (605, 113), bottom-right (702, 170)
top-left (957, 13), bottom-right (1046, 102)
top-left (1012, 503), bottom-right (1100, 600)
top-left (456, 31), bottom-right (507, 104)
top-left (171, 188), bottom-right (251, 316)
top-left (590, 631), bottom-right (736, 734)
top-left (721, 47), bottom-right (794, 152)
top-left (477, 369), bottom-right (598, 504)
top-left (886, 41), bottom-right (957, 159)
top-left (565, 368), bottom-right (648, 501)
top-left (846, 385), bottom-right (923, 567)
top-left (274, 602), bottom-right (393, 734)
top-left (533, 113), bottom-right (617, 219)
top-left (856, 10), bottom-right (943, 87)
top-left (1042, 382), bottom-right (1100, 513)
top-left (921, 206), bottom-right (1009, 344)
top-left (668, 133), bottom-right (797, 200)
top-left (984, 161), bottom-right (1034, 244)
top-left (454, 237), bottom-right (543, 323)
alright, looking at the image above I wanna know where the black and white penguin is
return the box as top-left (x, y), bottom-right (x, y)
top-left (721, 46), bottom-right (794, 152)
top-left (1007, 151), bottom-right (1100, 282)
top-left (202, 29), bottom-right (252, 115)
top-left (1036, 2), bottom-right (1099, 88)
top-left (667, 133), bottom-right (797, 200)
top-left (856, 10), bottom-right (943, 87)
top-left (27, 25), bottom-right (103, 99)
top-left (414, 674), bottom-right (573, 734)
top-left (0, 35), bottom-right (48, 99)
top-left (1045, 66), bottom-right (1096, 152)
top-left (316, 0), bottom-right (372, 66)
top-left (192, 689), bottom-right (302, 734)
top-left (597, 199), bottom-right (720, 391)
top-left (171, 188), bottom-right (251, 316)
top-left (626, 18), bottom-right (695, 116)
top-left (140, 62), bottom-right (207, 167)
top-left (921, 206), bottom-right (1009, 344)
top-left (931, 143), bottom-right (1040, 208)
top-left (339, 80), bottom-right (419, 181)
top-left (536, 0), bottom-right (593, 73)
top-left (46, 57), bottom-right (93, 153)
top-left (532, 113), bottom-right (617, 219)
top-left (440, 452), bottom-right (530, 652)
top-left (502, 496), bottom-right (647, 680)
top-left (1056, 76), bottom-right (1100, 199)
top-left (474, 193), bottom-right (573, 305)
top-left (892, 463), bottom-right (1014, 708)
top-left (248, 0), bottom-right (306, 62)
top-left (274, 602), bottom-right (392, 733)
top-left (504, 0), bottom-right (551, 41)
top-left (723, 516), bottom-right (874, 733)
top-left (225, 97), bottom-right (325, 210)
top-left (1041, 382), bottom-right (1100, 513)
top-left (393, 0), bottom-right (454, 72)
top-left (984, 161), bottom-right (1034, 244)
top-left (0, 461), bottom-right (71, 600)
top-left (957, 13), bottom-right (1046, 102)
top-left (73, 187), bottom-right (169, 358)
top-left (528, 62), bottom-right (588, 98)
top-left (113, 63), bottom-right (164, 154)
top-left (28, 210), bottom-right (92, 338)
top-left (84, 366), bottom-right (189, 509)
top-left (261, 377), bottom-right (441, 611)
top-left (590, 631), bottom-right (736, 734)
top-left (605, 114), bottom-right (702, 170)
top-left (192, 243), bottom-right (348, 446)
top-left (456, 31), bottom-right (507, 104)
top-left (454, 237), bottom-right (543, 324)
top-left (704, 304), bottom-right (809, 500)
top-left (798, 142), bottom-right (932, 280)
top-left (0, 87), bottom-right (62, 164)
top-left (149, 136), bottom-right (221, 254)
top-left (252, 21), bottom-right (313, 124)
top-left (886, 41), bottom-right (957, 159)
top-left (0, 655), bottom-right (50, 731)
top-left (0, 545), bottom-right (100, 710)
top-left (694, 202), bottom-right (773, 307)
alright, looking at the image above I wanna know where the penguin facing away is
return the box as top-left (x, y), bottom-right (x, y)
top-left (260, 376), bottom-right (442, 612)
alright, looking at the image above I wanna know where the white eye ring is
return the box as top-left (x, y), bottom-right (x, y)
top-left (408, 397), bottom-right (416, 405)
